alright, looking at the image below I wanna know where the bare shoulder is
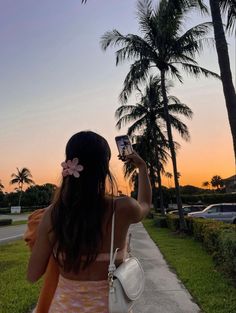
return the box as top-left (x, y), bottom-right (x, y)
top-left (40, 205), bottom-right (53, 231)
top-left (115, 196), bottom-right (143, 223)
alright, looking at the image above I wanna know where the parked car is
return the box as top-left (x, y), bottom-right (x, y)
top-left (168, 205), bottom-right (206, 216)
top-left (188, 203), bottom-right (236, 224)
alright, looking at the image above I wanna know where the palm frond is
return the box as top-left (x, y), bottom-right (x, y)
top-left (10, 178), bottom-right (20, 185)
top-left (220, 0), bottom-right (236, 33)
top-left (127, 117), bottom-right (147, 136)
top-left (180, 62), bottom-right (221, 79)
top-left (167, 98), bottom-right (193, 119)
top-left (115, 105), bottom-right (140, 120)
top-left (136, 0), bottom-right (154, 34)
top-left (174, 22), bottom-right (213, 56)
top-left (115, 109), bottom-right (146, 130)
top-left (168, 64), bottom-right (183, 83)
top-left (168, 115), bottom-right (191, 141)
top-left (24, 178), bottom-right (35, 185)
top-left (119, 59), bottom-right (151, 103)
top-left (100, 30), bottom-right (128, 51)
top-left (168, 0), bottom-right (208, 15)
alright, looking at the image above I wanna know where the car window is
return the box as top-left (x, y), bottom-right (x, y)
top-left (183, 207), bottom-right (191, 213)
top-left (222, 205), bottom-right (236, 213)
top-left (192, 206), bottom-right (204, 211)
top-left (206, 205), bottom-right (221, 213)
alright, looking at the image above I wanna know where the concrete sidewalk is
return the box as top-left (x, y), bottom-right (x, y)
top-left (131, 223), bottom-right (202, 313)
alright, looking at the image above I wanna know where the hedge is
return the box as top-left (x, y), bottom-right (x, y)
top-left (165, 214), bottom-right (236, 281)
top-left (154, 216), bottom-right (168, 228)
top-left (0, 219), bottom-right (12, 226)
top-left (181, 192), bottom-right (236, 205)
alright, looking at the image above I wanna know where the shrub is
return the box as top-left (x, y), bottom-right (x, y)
top-left (154, 216), bottom-right (167, 228)
top-left (147, 212), bottom-right (154, 219)
top-left (166, 214), bottom-right (180, 231)
top-left (217, 230), bottom-right (236, 278)
top-left (165, 215), bottom-right (236, 281)
top-left (181, 193), bottom-right (236, 205)
top-left (0, 219), bottom-right (12, 226)
top-left (0, 208), bottom-right (10, 214)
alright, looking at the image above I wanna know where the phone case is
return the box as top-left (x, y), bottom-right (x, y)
top-left (115, 136), bottom-right (133, 157)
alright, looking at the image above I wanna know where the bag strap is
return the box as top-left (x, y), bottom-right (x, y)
top-left (108, 198), bottom-right (119, 274)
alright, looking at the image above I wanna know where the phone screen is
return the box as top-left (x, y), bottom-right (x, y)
top-left (115, 135), bottom-right (133, 157)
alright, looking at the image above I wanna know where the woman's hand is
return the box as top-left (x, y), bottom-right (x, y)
top-left (118, 151), bottom-right (146, 169)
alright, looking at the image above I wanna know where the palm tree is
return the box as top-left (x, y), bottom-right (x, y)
top-left (101, 0), bottom-right (219, 229)
top-left (165, 172), bottom-right (173, 188)
top-left (211, 175), bottom-right (224, 190)
top-left (202, 181), bottom-right (210, 188)
top-left (116, 75), bottom-right (192, 215)
top-left (10, 168), bottom-right (35, 206)
top-left (0, 180), bottom-right (4, 192)
top-left (208, 0), bottom-right (236, 161)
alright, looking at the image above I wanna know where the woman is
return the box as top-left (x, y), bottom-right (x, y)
top-left (27, 131), bottom-right (152, 312)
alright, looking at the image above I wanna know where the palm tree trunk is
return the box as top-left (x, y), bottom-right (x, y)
top-left (153, 143), bottom-right (165, 216)
top-left (160, 70), bottom-right (186, 230)
top-left (156, 164), bottom-right (165, 216)
top-left (149, 162), bottom-right (157, 211)
top-left (18, 183), bottom-right (23, 207)
top-left (209, 0), bottom-right (236, 161)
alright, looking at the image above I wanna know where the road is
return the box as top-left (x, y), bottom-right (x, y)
top-left (0, 224), bottom-right (27, 244)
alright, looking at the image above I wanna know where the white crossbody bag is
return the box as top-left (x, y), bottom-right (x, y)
top-left (108, 200), bottom-right (145, 313)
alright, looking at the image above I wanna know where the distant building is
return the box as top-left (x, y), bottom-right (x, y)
top-left (223, 175), bottom-right (236, 193)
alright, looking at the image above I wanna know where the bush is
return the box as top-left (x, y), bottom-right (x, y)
top-left (165, 214), bottom-right (236, 281)
top-left (147, 211), bottom-right (154, 219)
top-left (217, 230), bottom-right (236, 278)
top-left (166, 214), bottom-right (180, 231)
top-left (0, 219), bottom-right (12, 226)
top-left (0, 208), bottom-right (10, 214)
top-left (181, 193), bottom-right (236, 205)
top-left (154, 216), bottom-right (167, 228)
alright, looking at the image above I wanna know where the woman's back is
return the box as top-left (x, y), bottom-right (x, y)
top-left (49, 196), bottom-right (135, 281)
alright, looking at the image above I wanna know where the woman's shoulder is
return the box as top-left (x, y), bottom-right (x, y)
top-left (115, 196), bottom-right (143, 223)
top-left (39, 205), bottom-right (53, 231)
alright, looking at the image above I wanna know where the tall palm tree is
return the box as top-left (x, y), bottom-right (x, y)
top-left (209, 0), bottom-right (236, 160)
top-left (165, 172), bottom-right (173, 188)
top-left (116, 75), bottom-right (192, 215)
top-left (10, 168), bottom-right (35, 206)
top-left (101, 0), bottom-right (218, 229)
top-left (211, 175), bottom-right (224, 190)
top-left (0, 180), bottom-right (4, 192)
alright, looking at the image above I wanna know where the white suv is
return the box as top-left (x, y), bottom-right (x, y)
top-left (188, 203), bottom-right (236, 224)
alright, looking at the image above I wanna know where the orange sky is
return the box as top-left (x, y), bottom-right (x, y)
top-left (0, 1), bottom-right (235, 195)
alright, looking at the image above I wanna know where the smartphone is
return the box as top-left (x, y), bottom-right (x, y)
top-left (115, 135), bottom-right (133, 159)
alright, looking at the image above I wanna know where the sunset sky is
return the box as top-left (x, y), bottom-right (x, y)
top-left (0, 0), bottom-right (235, 194)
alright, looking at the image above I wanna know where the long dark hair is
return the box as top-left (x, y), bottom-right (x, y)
top-left (50, 131), bottom-right (116, 273)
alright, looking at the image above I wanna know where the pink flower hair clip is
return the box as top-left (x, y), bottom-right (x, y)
top-left (61, 158), bottom-right (84, 178)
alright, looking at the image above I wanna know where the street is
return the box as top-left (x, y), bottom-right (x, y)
top-left (0, 224), bottom-right (27, 244)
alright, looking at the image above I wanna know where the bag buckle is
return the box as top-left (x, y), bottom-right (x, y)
top-left (108, 272), bottom-right (114, 288)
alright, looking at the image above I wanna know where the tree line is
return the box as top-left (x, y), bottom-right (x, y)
top-left (0, 169), bottom-right (56, 208)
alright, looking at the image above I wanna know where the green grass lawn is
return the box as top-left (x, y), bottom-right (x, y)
top-left (143, 219), bottom-right (236, 313)
top-left (0, 240), bottom-right (42, 313)
top-left (12, 220), bottom-right (28, 226)
top-left (0, 220), bottom-right (27, 227)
